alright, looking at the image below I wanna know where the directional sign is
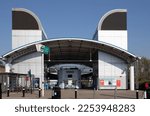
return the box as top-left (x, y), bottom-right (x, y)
top-left (36, 44), bottom-right (50, 54)
top-left (40, 45), bottom-right (50, 55)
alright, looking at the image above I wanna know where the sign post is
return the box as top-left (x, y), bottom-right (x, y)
top-left (28, 69), bottom-right (32, 94)
top-left (36, 44), bottom-right (50, 97)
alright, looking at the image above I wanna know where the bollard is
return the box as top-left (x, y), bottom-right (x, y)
top-left (30, 88), bottom-right (32, 94)
top-left (0, 83), bottom-right (2, 99)
top-left (51, 88), bottom-right (53, 98)
top-left (75, 88), bottom-right (77, 99)
top-left (114, 86), bottom-right (117, 99)
top-left (144, 91), bottom-right (147, 99)
top-left (22, 87), bottom-right (25, 97)
top-left (136, 90), bottom-right (139, 99)
top-left (39, 88), bottom-right (41, 98)
top-left (7, 87), bottom-right (10, 97)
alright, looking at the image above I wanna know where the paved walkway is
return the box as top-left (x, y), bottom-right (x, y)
top-left (2, 89), bottom-right (144, 99)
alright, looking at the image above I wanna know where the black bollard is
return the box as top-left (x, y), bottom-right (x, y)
top-left (22, 87), bottom-right (25, 97)
top-left (75, 88), bottom-right (77, 99)
top-left (136, 90), bottom-right (139, 99)
top-left (114, 86), bottom-right (117, 99)
top-left (30, 88), bottom-right (32, 94)
top-left (0, 83), bottom-right (2, 99)
top-left (39, 88), bottom-right (41, 98)
top-left (7, 87), bottom-right (10, 97)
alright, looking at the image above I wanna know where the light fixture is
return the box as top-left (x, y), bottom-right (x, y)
top-left (89, 49), bottom-right (92, 62)
top-left (48, 51), bottom-right (51, 62)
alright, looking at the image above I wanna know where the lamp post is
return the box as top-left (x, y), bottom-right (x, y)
top-left (28, 69), bottom-right (32, 94)
top-left (135, 59), bottom-right (139, 90)
top-left (135, 57), bottom-right (141, 99)
top-left (136, 57), bottom-right (141, 90)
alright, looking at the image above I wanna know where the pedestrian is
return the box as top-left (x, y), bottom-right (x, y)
top-left (145, 82), bottom-right (149, 90)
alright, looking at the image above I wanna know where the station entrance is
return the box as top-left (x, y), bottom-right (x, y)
top-left (2, 39), bottom-right (137, 92)
top-left (44, 63), bottom-right (95, 89)
top-left (44, 59), bottom-right (98, 89)
top-left (43, 40), bottom-right (98, 89)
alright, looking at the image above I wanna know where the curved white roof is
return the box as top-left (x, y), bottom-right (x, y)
top-left (2, 38), bottom-right (138, 63)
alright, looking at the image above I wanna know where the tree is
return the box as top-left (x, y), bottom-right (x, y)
top-left (137, 57), bottom-right (150, 89)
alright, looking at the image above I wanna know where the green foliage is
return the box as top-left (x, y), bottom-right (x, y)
top-left (137, 57), bottom-right (150, 86)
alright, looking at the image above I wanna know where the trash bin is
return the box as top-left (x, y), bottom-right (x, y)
top-left (52, 86), bottom-right (61, 99)
top-left (146, 88), bottom-right (150, 99)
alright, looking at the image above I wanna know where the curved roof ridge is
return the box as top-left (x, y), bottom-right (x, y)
top-left (98, 9), bottom-right (127, 30)
top-left (2, 38), bottom-right (137, 61)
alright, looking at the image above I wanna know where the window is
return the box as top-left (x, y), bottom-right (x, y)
top-left (68, 74), bottom-right (72, 79)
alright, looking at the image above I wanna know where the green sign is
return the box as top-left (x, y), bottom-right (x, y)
top-left (40, 45), bottom-right (50, 55)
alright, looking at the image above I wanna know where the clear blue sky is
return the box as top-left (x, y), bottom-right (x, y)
top-left (0, 0), bottom-right (150, 58)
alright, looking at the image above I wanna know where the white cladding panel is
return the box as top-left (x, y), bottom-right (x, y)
top-left (130, 65), bottom-right (135, 91)
top-left (98, 30), bottom-right (128, 50)
top-left (12, 52), bottom-right (44, 82)
top-left (5, 64), bottom-right (12, 72)
top-left (12, 30), bottom-right (42, 49)
top-left (98, 51), bottom-right (127, 89)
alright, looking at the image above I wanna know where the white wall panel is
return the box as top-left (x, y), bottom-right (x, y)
top-left (12, 52), bottom-right (44, 87)
top-left (98, 51), bottom-right (127, 89)
top-left (98, 30), bottom-right (128, 50)
top-left (12, 30), bottom-right (42, 49)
